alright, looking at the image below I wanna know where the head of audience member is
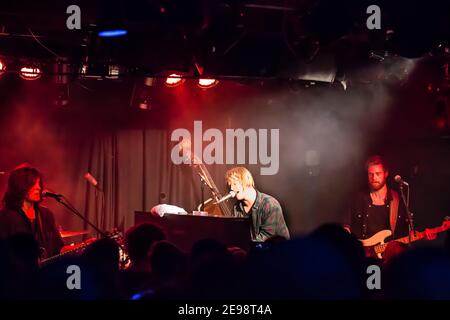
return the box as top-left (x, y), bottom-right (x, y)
top-left (125, 222), bottom-right (166, 272)
top-left (190, 238), bottom-right (231, 266)
top-left (80, 237), bottom-right (122, 299)
top-left (148, 240), bottom-right (187, 289)
top-left (242, 234), bottom-right (362, 299)
top-left (310, 224), bottom-right (366, 265)
top-left (1, 233), bottom-right (40, 298)
top-left (82, 237), bottom-right (120, 272)
top-left (383, 246), bottom-right (450, 299)
top-left (188, 238), bottom-right (237, 299)
top-left (227, 246), bottom-right (247, 265)
top-left (309, 223), bottom-right (369, 297)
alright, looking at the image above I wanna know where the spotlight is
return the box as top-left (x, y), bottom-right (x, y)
top-left (138, 97), bottom-right (151, 110)
top-left (19, 66), bottom-right (42, 80)
top-left (97, 2), bottom-right (128, 38)
top-left (165, 73), bottom-right (184, 87)
top-left (0, 59), bottom-right (6, 77)
top-left (434, 98), bottom-right (448, 130)
top-left (53, 58), bottom-right (71, 84)
top-left (198, 78), bottom-right (219, 89)
top-left (98, 29), bottom-right (128, 37)
top-left (137, 77), bottom-right (155, 110)
top-left (106, 64), bottom-right (121, 79)
top-left (79, 63), bottom-right (102, 79)
top-left (54, 84), bottom-right (69, 107)
top-left (78, 62), bottom-right (112, 80)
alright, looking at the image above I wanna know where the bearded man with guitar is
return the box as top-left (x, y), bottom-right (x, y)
top-left (345, 155), bottom-right (437, 259)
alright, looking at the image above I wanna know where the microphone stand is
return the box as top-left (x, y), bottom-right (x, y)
top-left (50, 194), bottom-right (129, 267)
top-left (399, 183), bottom-right (415, 244)
top-left (196, 171), bottom-right (218, 213)
top-left (53, 195), bottom-right (109, 238)
top-left (199, 173), bottom-right (205, 211)
top-left (188, 151), bottom-right (232, 216)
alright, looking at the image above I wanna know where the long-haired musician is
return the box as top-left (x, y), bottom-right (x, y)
top-left (0, 164), bottom-right (63, 258)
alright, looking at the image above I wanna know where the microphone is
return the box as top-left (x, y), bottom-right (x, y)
top-left (215, 191), bottom-right (236, 204)
top-left (84, 172), bottom-right (102, 191)
top-left (42, 190), bottom-right (63, 199)
top-left (394, 175), bottom-right (409, 186)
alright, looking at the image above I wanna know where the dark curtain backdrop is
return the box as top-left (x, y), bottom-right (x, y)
top-left (59, 128), bottom-right (235, 235)
top-left (0, 78), bottom-right (233, 236)
top-left (0, 71), bottom-right (449, 239)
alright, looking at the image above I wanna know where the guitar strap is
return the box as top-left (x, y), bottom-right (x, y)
top-left (389, 190), bottom-right (399, 234)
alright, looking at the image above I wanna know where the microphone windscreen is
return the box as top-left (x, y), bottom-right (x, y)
top-left (84, 173), bottom-right (98, 186)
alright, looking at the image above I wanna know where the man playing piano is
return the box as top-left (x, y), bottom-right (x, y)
top-left (225, 167), bottom-right (290, 242)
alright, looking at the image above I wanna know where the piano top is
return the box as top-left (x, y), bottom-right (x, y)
top-left (134, 211), bottom-right (249, 221)
top-left (134, 211), bottom-right (252, 251)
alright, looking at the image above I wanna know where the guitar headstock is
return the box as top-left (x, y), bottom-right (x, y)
top-left (106, 228), bottom-right (124, 242)
top-left (105, 228), bottom-right (129, 269)
top-left (441, 216), bottom-right (450, 230)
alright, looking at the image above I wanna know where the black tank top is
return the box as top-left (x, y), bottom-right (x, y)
top-left (366, 204), bottom-right (390, 238)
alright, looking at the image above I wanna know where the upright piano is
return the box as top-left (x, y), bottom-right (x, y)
top-left (134, 212), bottom-right (252, 252)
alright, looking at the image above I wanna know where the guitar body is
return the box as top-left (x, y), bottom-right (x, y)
top-left (359, 217), bottom-right (450, 260)
top-left (359, 229), bottom-right (392, 259)
top-left (39, 230), bottom-right (129, 268)
top-left (60, 237), bottom-right (97, 254)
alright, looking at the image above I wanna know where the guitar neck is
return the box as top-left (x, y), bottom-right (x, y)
top-left (39, 232), bottom-right (125, 267)
top-left (374, 224), bottom-right (449, 255)
top-left (395, 231), bottom-right (425, 245)
top-left (40, 242), bottom-right (90, 266)
top-left (396, 224), bottom-right (449, 245)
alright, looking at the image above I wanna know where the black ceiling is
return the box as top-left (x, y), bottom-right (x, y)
top-left (0, 0), bottom-right (449, 80)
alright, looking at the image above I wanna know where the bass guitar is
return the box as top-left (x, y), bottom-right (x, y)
top-left (359, 217), bottom-right (450, 259)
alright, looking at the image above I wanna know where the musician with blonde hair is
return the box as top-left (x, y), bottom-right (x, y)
top-left (225, 167), bottom-right (290, 242)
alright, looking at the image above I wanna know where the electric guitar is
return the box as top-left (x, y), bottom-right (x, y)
top-left (39, 229), bottom-right (129, 268)
top-left (359, 217), bottom-right (450, 259)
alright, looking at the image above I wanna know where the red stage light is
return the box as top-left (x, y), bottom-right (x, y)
top-left (165, 73), bottom-right (184, 87)
top-left (435, 118), bottom-right (446, 130)
top-left (0, 60), bottom-right (5, 76)
top-left (198, 78), bottom-right (218, 88)
top-left (20, 66), bottom-right (42, 80)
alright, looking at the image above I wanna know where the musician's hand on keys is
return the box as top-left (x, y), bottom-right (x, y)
top-left (425, 228), bottom-right (437, 240)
